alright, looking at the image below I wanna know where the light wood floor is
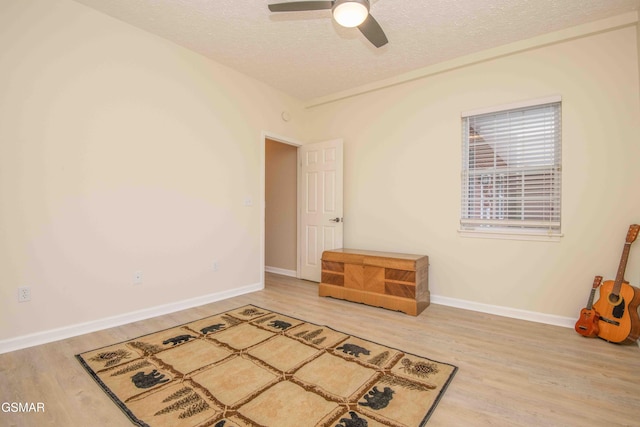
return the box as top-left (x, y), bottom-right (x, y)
top-left (1, 272), bottom-right (639, 426)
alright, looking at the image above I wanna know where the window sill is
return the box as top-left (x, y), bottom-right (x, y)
top-left (457, 228), bottom-right (563, 242)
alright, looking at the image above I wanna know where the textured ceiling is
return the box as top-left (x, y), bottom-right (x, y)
top-left (72, 0), bottom-right (640, 102)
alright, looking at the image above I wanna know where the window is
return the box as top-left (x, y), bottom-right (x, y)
top-left (460, 97), bottom-right (562, 239)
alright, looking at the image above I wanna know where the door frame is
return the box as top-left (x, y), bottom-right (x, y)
top-left (260, 131), bottom-right (303, 287)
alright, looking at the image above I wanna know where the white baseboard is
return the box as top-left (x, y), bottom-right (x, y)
top-left (265, 266), bottom-right (297, 278)
top-left (431, 296), bottom-right (640, 349)
top-left (3, 283), bottom-right (635, 354)
top-left (0, 282), bottom-right (263, 355)
top-left (430, 295), bottom-right (576, 328)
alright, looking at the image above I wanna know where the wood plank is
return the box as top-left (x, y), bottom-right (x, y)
top-left (385, 281), bottom-right (416, 298)
top-left (322, 260), bottom-right (344, 273)
top-left (324, 248), bottom-right (426, 261)
top-left (321, 272), bottom-right (344, 286)
top-left (363, 265), bottom-right (385, 293)
top-left (322, 250), bottom-right (365, 264)
top-left (344, 264), bottom-right (364, 289)
top-left (323, 248), bottom-right (427, 270)
top-left (364, 255), bottom-right (417, 270)
top-left (385, 268), bottom-right (416, 282)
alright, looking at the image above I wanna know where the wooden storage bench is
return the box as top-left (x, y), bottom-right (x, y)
top-left (319, 248), bottom-right (430, 316)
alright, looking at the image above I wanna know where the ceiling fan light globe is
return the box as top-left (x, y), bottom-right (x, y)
top-left (333, 0), bottom-right (369, 28)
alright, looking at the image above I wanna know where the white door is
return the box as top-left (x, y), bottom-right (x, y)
top-left (299, 139), bottom-right (344, 282)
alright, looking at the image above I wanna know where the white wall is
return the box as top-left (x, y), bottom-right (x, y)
top-left (306, 22), bottom-right (640, 320)
top-left (0, 0), bottom-right (307, 344)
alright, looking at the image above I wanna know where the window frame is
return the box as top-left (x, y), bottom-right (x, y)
top-left (459, 96), bottom-right (563, 242)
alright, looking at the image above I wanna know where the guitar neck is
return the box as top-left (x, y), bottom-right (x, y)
top-left (586, 276), bottom-right (602, 309)
top-left (586, 288), bottom-right (597, 309)
top-left (613, 243), bottom-right (632, 296)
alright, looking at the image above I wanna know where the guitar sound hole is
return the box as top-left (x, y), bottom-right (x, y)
top-left (612, 297), bottom-right (626, 319)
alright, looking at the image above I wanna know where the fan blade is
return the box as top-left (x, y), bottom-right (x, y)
top-left (358, 14), bottom-right (388, 48)
top-left (268, 1), bottom-right (334, 12)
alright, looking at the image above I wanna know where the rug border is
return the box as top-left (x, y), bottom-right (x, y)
top-left (75, 353), bottom-right (149, 427)
top-left (75, 304), bottom-right (458, 427)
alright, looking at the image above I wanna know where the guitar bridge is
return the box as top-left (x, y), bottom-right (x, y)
top-left (600, 316), bottom-right (620, 326)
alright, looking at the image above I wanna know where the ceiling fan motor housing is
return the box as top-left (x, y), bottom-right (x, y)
top-left (333, 0), bottom-right (370, 28)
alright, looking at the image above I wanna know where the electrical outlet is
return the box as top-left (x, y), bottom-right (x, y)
top-left (133, 271), bottom-right (143, 285)
top-left (18, 286), bottom-right (31, 302)
top-left (212, 261), bottom-right (219, 272)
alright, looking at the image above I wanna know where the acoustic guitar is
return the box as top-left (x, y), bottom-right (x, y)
top-left (593, 224), bottom-right (640, 344)
top-left (574, 276), bottom-right (602, 338)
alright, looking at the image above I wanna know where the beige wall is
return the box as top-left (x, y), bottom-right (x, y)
top-left (306, 23), bottom-right (640, 320)
top-left (265, 139), bottom-right (297, 272)
top-left (0, 0), bottom-right (307, 341)
top-left (1, 0), bottom-right (639, 346)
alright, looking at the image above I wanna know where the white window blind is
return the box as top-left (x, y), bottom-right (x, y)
top-left (461, 99), bottom-right (561, 236)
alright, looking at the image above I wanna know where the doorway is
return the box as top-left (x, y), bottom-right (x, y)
top-left (264, 137), bottom-right (299, 278)
top-left (261, 133), bottom-right (344, 285)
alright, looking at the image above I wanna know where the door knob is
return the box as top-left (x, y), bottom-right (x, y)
top-left (329, 217), bottom-right (342, 223)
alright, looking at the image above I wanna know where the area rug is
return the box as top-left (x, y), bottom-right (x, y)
top-left (76, 305), bottom-right (457, 427)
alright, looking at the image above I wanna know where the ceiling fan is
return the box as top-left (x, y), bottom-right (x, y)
top-left (267, 0), bottom-right (388, 48)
